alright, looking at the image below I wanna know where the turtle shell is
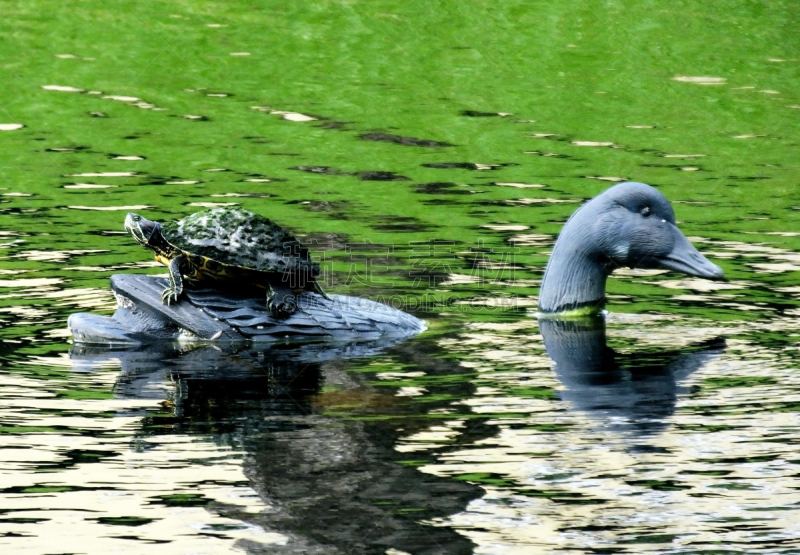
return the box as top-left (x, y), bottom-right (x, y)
top-left (161, 208), bottom-right (319, 277)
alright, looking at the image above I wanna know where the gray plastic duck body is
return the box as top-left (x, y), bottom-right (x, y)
top-left (68, 274), bottom-right (425, 346)
top-left (538, 182), bottom-right (723, 315)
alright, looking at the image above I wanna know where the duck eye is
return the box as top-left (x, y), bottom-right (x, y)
top-left (640, 206), bottom-right (651, 217)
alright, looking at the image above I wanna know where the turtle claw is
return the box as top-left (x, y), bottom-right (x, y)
top-left (267, 287), bottom-right (298, 317)
top-left (266, 284), bottom-right (299, 317)
top-left (161, 287), bottom-right (180, 305)
top-left (267, 297), bottom-right (297, 317)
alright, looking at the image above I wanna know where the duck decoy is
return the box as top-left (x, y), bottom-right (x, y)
top-left (68, 274), bottom-right (426, 345)
top-left (538, 182), bottom-right (724, 315)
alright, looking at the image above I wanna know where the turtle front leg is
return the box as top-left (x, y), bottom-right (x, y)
top-left (267, 282), bottom-right (297, 316)
top-left (162, 256), bottom-right (185, 305)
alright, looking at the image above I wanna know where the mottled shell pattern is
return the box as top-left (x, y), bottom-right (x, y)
top-left (161, 208), bottom-right (319, 277)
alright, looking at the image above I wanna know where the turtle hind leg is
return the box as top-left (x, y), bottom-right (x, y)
top-left (267, 283), bottom-right (297, 316)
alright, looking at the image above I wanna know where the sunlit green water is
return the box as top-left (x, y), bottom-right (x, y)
top-left (1, 1), bottom-right (800, 553)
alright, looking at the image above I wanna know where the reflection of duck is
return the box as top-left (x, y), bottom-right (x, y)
top-left (538, 182), bottom-right (724, 315)
top-left (539, 317), bottom-right (725, 435)
top-left (70, 340), bottom-right (481, 555)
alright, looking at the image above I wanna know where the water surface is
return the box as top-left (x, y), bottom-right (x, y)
top-left (1, 1), bottom-right (800, 553)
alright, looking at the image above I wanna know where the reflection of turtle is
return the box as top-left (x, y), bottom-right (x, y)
top-left (124, 208), bottom-right (328, 316)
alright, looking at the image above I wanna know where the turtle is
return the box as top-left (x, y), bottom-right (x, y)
top-left (124, 207), bottom-right (329, 316)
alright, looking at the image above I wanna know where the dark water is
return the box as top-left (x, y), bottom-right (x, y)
top-left (1, 1), bottom-right (800, 553)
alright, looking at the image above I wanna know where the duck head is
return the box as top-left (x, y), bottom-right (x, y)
top-left (538, 182), bottom-right (723, 314)
top-left (588, 182), bottom-right (723, 277)
top-left (124, 212), bottom-right (162, 248)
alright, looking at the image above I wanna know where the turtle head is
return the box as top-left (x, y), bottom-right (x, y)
top-left (125, 213), bottom-right (162, 248)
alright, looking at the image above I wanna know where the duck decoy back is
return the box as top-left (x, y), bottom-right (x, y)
top-left (538, 182), bottom-right (723, 315)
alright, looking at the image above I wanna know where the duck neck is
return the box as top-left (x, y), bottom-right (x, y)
top-left (538, 245), bottom-right (611, 314)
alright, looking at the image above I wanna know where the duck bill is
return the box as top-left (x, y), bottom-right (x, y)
top-left (656, 225), bottom-right (724, 280)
